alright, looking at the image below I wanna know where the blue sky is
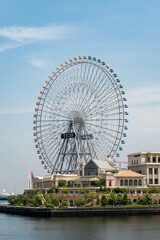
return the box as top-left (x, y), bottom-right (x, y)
top-left (0, 0), bottom-right (160, 193)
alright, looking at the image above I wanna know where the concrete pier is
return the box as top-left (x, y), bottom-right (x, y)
top-left (1, 205), bottom-right (160, 217)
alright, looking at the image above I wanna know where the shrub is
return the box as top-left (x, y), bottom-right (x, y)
top-left (87, 193), bottom-right (96, 203)
top-left (122, 192), bottom-right (131, 205)
top-left (96, 178), bottom-right (105, 187)
top-left (75, 197), bottom-right (85, 207)
top-left (62, 187), bottom-right (68, 194)
top-left (52, 196), bottom-right (59, 206)
top-left (61, 200), bottom-right (68, 207)
top-left (137, 194), bottom-right (152, 205)
top-left (8, 195), bottom-right (29, 206)
top-left (153, 200), bottom-right (158, 205)
top-left (144, 193), bottom-right (152, 205)
top-left (46, 203), bottom-right (54, 208)
top-left (45, 194), bottom-right (51, 204)
top-left (116, 193), bottom-right (123, 205)
top-left (101, 195), bottom-right (108, 206)
top-left (148, 187), bottom-right (160, 194)
top-left (109, 192), bottom-right (116, 205)
top-left (114, 187), bottom-right (127, 194)
top-left (31, 193), bottom-right (44, 207)
top-left (58, 180), bottom-right (67, 187)
top-left (80, 188), bottom-right (86, 194)
top-left (48, 187), bottom-right (57, 194)
top-left (97, 197), bottom-right (100, 205)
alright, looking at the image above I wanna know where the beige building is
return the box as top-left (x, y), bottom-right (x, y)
top-left (128, 152), bottom-right (160, 186)
top-left (34, 158), bottom-right (147, 193)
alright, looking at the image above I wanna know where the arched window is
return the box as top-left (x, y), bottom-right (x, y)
top-left (129, 179), bottom-right (133, 186)
top-left (120, 179), bottom-right (123, 186)
top-left (139, 180), bottom-right (142, 186)
top-left (70, 200), bottom-right (73, 207)
top-left (124, 180), bottom-right (128, 186)
top-left (134, 180), bottom-right (137, 186)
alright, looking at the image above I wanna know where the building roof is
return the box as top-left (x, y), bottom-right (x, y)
top-left (128, 152), bottom-right (160, 156)
top-left (92, 159), bottom-right (116, 172)
top-left (114, 170), bottom-right (145, 178)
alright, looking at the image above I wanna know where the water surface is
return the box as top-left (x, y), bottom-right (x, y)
top-left (0, 213), bottom-right (160, 240)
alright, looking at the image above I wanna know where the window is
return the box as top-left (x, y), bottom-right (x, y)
top-left (120, 180), bottom-right (123, 186)
top-left (149, 168), bottom-right (152, 174)
top-left (155, 179), bottom-right (158, 184)
top-left (139, 180), bottom-right (142, 186)
top-left (153, 157), bottom-right (156, 163)
top-left (139, 170), bottom-right (142, 174)
top-left (158, 157), bottom-right (160, 163)
top-left (134, 180), bottom-right (137, 186)
top-left (129, 180), bottom-right (133, 186)
top-left (154, 168), bottom-right (158, 175)
top-left (147, 157), bottom-right (150, 162)
top-left (91, 181), bottom-right (96, 186)
top-left (84, 161), bottom-right (98, 175)
top-left (109, 182), bottom-right (112, 187)
top-left (132, 161), bottom-right (133, 165)
top-left (149, 179), bottom-right (153, 184)
top-left (124, 180), bottom-right (128, 186)
top-left (80, 170), bottom-right (82, 176)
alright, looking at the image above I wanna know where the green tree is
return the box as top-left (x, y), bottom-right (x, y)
top-left (7, 195), bottom-right (16, 205)
top-left (62, 187), bottom-right (68, 194)
top-left (45, 194), bottom-right (51, 204)
top-left (114, 187), bottom-right (127, 194)
top-left (87, 193), bottom-right (96, 203)
top-left (101, 195), bottom-right (108, 206)
top-left (97, 178), bottom-right (105, 191)
top-left (109, 192), bottom-right (116, 205)
top-left (31, 193), bottom-right (44, 207)
top-left (75, 197), bottom-right (85, 207)
top-left (58, 180), bottom-right (67, 187)
top-left (48, 186), bottom-right (57, 194)
top-left (116, 193), bottom-right (123, 205)
top-left (97, 197), bottom-right (100, 205)
top-left (61, 200), bottom-right (68, 207)
top-left (144, 193), bottom-right (152, 205)
top-left (122, 192), bottom-right (131, 205)
top-left (103, 187), bottom-right (109, 193)
top-left (52, 196), bottom-right (59, 206)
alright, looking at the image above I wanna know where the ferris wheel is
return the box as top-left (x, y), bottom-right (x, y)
top-left (33, 55), bottom-right (128, 174)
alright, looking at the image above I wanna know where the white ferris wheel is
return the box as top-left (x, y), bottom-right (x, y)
top-left (33, 55), bottom-right (128, 174)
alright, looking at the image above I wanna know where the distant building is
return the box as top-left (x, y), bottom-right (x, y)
top-left (128, 152), bottom-right (160, 186)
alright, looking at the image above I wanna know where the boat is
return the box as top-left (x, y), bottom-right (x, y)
top-left (0, 189), bottom-right (10, 200)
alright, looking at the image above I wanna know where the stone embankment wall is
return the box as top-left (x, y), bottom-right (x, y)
top-left (1, 205), bottom-right (160, 217)
top-left (57, 193), bottom-right (160, 206)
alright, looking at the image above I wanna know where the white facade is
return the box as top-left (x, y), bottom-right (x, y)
top-left (128, 152), bottom-right (160, 186)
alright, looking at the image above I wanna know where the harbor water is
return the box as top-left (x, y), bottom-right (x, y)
top-left (0, 209), bottom-right (160, 240)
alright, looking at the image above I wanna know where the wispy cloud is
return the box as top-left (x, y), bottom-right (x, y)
top-left (0, 42), bottom-right (25, 52)
top-left (0, 25), bottom-right (72, 42)
top-left (29, 58), bottom-right (50, 68)
top-left (127, 84), bottom-right (160, 105)
top-left (0, 25), bottom-right (73, 52)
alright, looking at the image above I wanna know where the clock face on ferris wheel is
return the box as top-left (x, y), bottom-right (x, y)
top-left (33, 55), bottom-right (128, 174)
